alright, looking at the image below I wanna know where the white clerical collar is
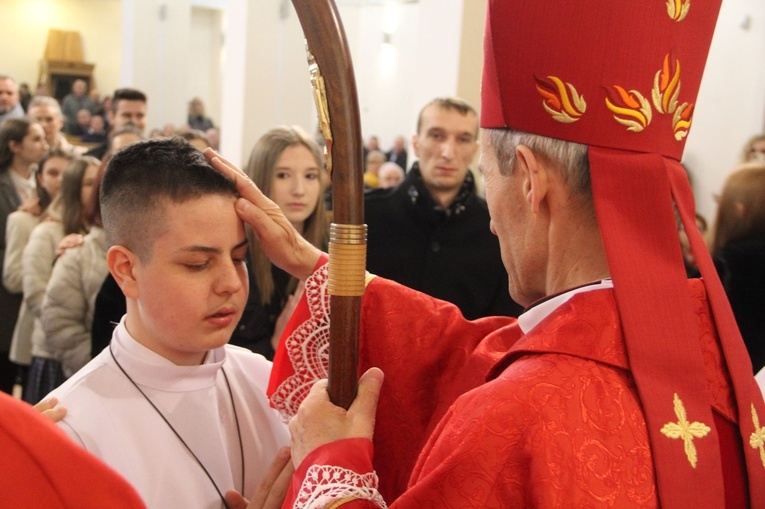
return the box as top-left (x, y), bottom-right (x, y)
top-left (111, 317), bottom-right (227, 391)
top-left (518, 280), bottom-right (614, 334)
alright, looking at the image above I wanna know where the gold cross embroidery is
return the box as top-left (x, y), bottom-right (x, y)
top-left (660, 393), bottom-right (711, 468)
top-left (749, 404), bottom-right (765, 468)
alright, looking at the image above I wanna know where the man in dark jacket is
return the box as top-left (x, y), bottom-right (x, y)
top-left (364, 97), bottom-right (521, 319)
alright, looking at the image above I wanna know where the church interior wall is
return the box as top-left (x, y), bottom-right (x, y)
top-left (1, 0), bottom-right (763, 221)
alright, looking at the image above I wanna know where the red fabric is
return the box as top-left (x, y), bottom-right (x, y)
top-left (268, 253), bottom-right (330, 402)
top-left (481, 1), bottom-right (722, 159)
top-left (0, 392), bottom-right (145, 508)
top-left (272, 270), bottom-right (756, 508)
top-left (269, 262), bottom-right (519, 501)
top-left (668, 160), bottom-right (765, 507)
top-left (589, 149), bottom-right (725, 507)
top-left (284, 439), bottom-right (380, 509)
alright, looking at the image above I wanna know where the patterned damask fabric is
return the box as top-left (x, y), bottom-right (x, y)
top-left (270, 264), bottom-right (518, 501)
top-left (272, 270), bottom-right (741, 508)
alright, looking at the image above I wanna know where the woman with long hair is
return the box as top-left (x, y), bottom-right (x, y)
top-left (709, 162), bottom-right (765, 373)
top-left (43, 162), bottom-right (109, 379)
top-left (4, 149), bottom-right (73, 386)
top-left (0, 118), bottom-right (48, 393)
top-left (240, 125), bottom-right (327, 359)
top-left (22, 156), bottom-right (100, 403)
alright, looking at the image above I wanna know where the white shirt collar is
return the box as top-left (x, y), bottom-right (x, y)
top-left (9, 168), bottom-right (36, 200)
top-left (518, 280), bottom-right (614, 334)
top-left (111, 317), bottom-right (227, 391)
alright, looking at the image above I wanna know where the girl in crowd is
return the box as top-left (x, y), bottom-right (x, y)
top-left (240, 125), bottom-right (327, 359)
top-left (741, 133), bottom-right (765, 163)
top-left (43, 163), bottom-right (108, 379)
top-left (709, 161), bottom-right (765, 374)
top-left (4, 149), bottom-right (72, 384)
top-left (0, 118), bottom-right (48, 393)
top-left (22, 156), bottom-right (100, 403)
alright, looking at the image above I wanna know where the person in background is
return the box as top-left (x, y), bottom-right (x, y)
top-left (386, 135), bottom-right (408, 170)
top-left (27, 96), bottom-right (85, 155)
top-left (81, 115), bottom-right (108, 144)
top-left (61, 80), bottom-right (95, 134)
top-left (18, 82), bottom-right (32, 113)
top-left (741, 133), bottom-right (765, 163)
top-left (378, 162), bottom-right (405, 189)
top-left (22, 156), bottom-right (99, 403)
top-left (0, 118), bottom-right (48, 394)
top-left (85, 88), bottom-right (147, 160)
top-left (709, 161), bottom-right (765, 374)
top-left (363, 150), bottom-right (385, 189)
top-left (69, 109), bottom-right (92, 137)
top-left (188, 97), bottom-right (215, 132)
top-left (43, 163), bottom-right (109, 379)
top-left (0, 75), bottom-right (25, 124)
top-left (240, 125), bottom-right (327, 359)
top-left (4, 149), bottom-right (72, 394)
top-left (363, 97), bottom-right (521, 320)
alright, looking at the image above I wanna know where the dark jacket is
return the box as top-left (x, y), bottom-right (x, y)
top-left (0, 170), bottom-right (23, 353)
top-left (364, 163), bottom-right (522, 320)
top-left (385, 149), bottom-right (408, 171)
top-left (714, 236), bottom-right (765, 373)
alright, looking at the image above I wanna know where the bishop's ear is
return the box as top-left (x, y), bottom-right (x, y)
top-left (514, 145), bottom-right (550, 214)
top-left (107, 245), bottom-right (139, 299)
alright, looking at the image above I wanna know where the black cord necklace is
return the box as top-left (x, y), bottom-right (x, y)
top-left (109, 343), bottom-right (245, 509)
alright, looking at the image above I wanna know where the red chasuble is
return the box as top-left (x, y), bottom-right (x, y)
top-left (270, 263), bottom-right (751, 508)
top-left (0, 392), bottom-right (145, 508)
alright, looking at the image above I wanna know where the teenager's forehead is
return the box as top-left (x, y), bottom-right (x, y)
top-left (150, 193), bottom-right (244, 245)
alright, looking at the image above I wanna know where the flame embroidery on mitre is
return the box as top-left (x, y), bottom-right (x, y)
top-left (666, 0), bottom-right (690, 22)
top-left (652, 54), bottom-right (682, 114)
top-left (535, 75), bottom-right (586, 124)
top-left (672, 101), bottom-right (694, 140)
top-left (605, 86), bottom-right (653, 133)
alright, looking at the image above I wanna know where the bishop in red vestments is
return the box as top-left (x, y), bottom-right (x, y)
top-left (208, 1), bottom-right (765, 507)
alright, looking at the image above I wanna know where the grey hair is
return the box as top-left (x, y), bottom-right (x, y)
top-left (486, 128), bottom-right (592, 205)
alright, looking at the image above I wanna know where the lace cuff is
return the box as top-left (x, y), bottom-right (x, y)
top-left (271, 263), bottom-right (331, 419)
top-left (293, 439), bottom-right (387, 509)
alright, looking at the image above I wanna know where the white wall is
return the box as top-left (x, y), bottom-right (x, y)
top-left (684, 0), bottom-right (765, 221)
top-left (1, 0), bottom-right (122, 96)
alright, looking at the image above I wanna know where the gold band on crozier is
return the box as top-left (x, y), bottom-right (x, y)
top-left (328, 223), bottom-right (367, 296)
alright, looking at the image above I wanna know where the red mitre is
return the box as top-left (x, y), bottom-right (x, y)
top-left (482, 2), bottom-right (765, 508)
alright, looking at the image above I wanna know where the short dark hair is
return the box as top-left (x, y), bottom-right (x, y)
top-left (111, 88), bottom-right (147, 113)
top-left (416, 97), bottom-right (478, 136)
top-left (101, 137), bottom-right (237, 260)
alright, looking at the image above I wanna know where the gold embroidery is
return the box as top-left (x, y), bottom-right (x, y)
top-left (605, 86), bottom-right (653, 133)
top-left (660, 393), bottom-right (711, 468)
top-left (749, 404), bottom-right (765, 468)
top-left (652, 54), bottom-right (681, 114)
top-left (535, 75), bottom-right (586, 124)
top-left (666, 0), bottom-right (690, 22)
top-left (672, 102), bottom-right (694, 140)
top-left (327, 497), bottom-right (360, 509)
